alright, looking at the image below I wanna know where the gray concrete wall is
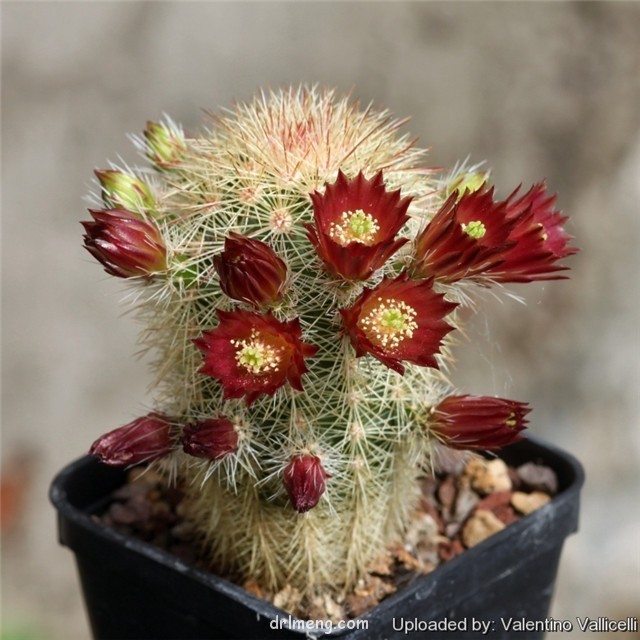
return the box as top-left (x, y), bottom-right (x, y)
top-left (2, 2), bottom-right (639, 638)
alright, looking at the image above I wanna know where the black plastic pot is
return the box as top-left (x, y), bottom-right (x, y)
top-left (50, 437), bottom-right (583, 640)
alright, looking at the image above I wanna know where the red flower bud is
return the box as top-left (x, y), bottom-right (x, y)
top-left (430, 394), bottom-right (529, 451)
top-left (283, 455), bottom-right (329, 513)
top-left (182, 418), bottom-right (238, 460)
top-left (89, 413), bottom-right (174, 466)
top-left (82, 208), bottom-right (167, 278)
top-left (213, 232), bottom-right (287, 306)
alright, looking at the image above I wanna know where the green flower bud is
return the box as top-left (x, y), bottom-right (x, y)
top-left (95, 169), bottom-right (156, 212)
top-left (144, 121), bottom-right (186, 169)
top-left (446, 171), bottom-right (490, 199)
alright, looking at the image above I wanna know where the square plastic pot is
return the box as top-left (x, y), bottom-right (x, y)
top-left (50, 437), bottom-right (583, 639)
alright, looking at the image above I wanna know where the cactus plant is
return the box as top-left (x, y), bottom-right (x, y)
top-left (83, 86), bottom-right (576, 613)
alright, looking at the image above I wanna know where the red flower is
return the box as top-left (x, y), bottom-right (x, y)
top-left (430, 394), bottom-right (529, 451)
top-left (89, 413), bottom-right (174, 466)
top-left (194, 310), bottom-right (318, 405)
top-left (182, 418), bottom-right (238, 460)
top-left (82, 208), bottom-right (167, 278)
top-left (306, 170), bottom-right (411, 280)
top-left (283, 455), bottom-right (329, 513)
top-left (340, 272), bottom-right (457, 374)
top-left (411, 186), bottom-right (517, 283)
top-left (411, 183), bottom-right (577, 285)
top-left (213, 232), bottom-right (287, 306)
top-left (487, 183), bottom-right (578, 283)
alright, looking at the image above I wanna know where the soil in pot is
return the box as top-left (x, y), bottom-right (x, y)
top-left (94, 452), bottom-right (559, 622)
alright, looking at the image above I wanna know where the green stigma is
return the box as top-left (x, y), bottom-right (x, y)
top-left (239, 346), bottom-right (264, 371)
top-left (461, 220), bottom-right (487, 239)
top-left (360, 299), bottom-right (418, 350)
top-left (329, 209), bottom-right (380, 246)
top-left (232, 333), bottom-right (281, 375)
top-left (349, 210), bottom-right (376, 239)
top-left (380, 308), bottom-right (411, 332)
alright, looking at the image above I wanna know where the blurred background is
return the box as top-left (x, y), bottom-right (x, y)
top-left (2, 2), bottom-right (639, 638)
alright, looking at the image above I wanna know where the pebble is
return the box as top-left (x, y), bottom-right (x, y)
top-left (453, 481), bottom-right (479, 523)
top-left (461, 509), bottom-right (506, 548)
top-left (465, 458), bottom-right (512, 494)
top-left (510, 491), bottom-right (551, 515)
top-left (474, 491), bottom-right (518, 525)
top-left (517, 463), bottom-right (558, 494)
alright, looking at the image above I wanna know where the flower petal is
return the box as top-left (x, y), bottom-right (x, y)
top-left (488, 183), bottom-right (578, 282)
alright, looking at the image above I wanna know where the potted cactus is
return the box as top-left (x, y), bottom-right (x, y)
top-left (51, 86), bottom-right (583, 639)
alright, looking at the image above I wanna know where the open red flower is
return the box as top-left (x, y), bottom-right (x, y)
top-left (89, 413), bottom-right (174, 466)
top-left (306, 170), bottom-right (412, 280)
top-left (82, 208), bottom-right (167, 278)
top-left (194, 310), bottom-right (318, 405)
top-left (430, 394), bottom-right (529, 451)
top-left (214, 232), bottom-right (287, 306)
top-left (411, 186), bottom-right (517, 284)
top-left (486, 183), bottom-right (578, 283)
top-left (412, 183), bottom-right (577, 285)
top-left (182, 418), bottom-right (238, 460)
top-left (340, 272), bottom-right (457, 374)
top-left (283, 454), bottom-right (329, 513)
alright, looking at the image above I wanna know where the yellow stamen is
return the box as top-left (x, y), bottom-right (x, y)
top-left (329, 209), bottom-right (379, 246)
top-left (231, 331), bottom-right (281, 375)
top-left (359, 298), bottom-right (418, 350)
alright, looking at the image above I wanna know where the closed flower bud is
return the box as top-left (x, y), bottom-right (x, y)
top-left (95, 169), bottom-right (155, 212)
top-left (214, 232), bottom-right (287, 306)
top-left (283, 454), bottom-right (329, 513)
top-left (144, 120), bottom-right (186, 169)
top-left (430, 394), bottom-right (529, 451)
top-left (182, 418), bottom-right (238, 460)
top-left (89, 413), bottom-right (174, 466)
top-left (82, 208), bottom-right (167, 278)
